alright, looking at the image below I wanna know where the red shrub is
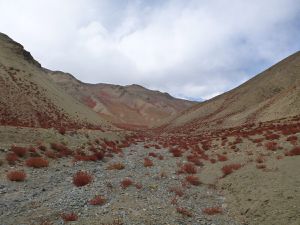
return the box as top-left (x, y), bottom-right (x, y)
top-left (256, 156), bottom-right (265, 163)
top-left (287, 147), bottom-right (300, 156)
top-left (89, 195), bottom-right (107, 205)
top-left (38, 145), bottom-right (47, 151)
top-left (169, 186), bottom-right (184, 197)
top-left (143, 158), bottom-right (153, 167)
top-left (158, 155), bottom-right (164, 160)
top-left (11, 146), bottom-right (27, 157)
top-left (107, 162), bottom-right (125, 170)
top-left (170, 148), bottom-right (182, 157)
top-left (181, 163), bottom-right (197, 174)
top-left (44, 150), bottom-right (57, 159)
top-left (187, 154), bottom-right (203, 166)
top-left (135, 183), bottom-right (143, 189)
top-left (287, 136), bottom-right (298, 142)
top-left (6, 152), bottom-right (18, 165)
top-left (265, 142), bottom-right (277, 151)
top-left (210, 158), bottom-right (216, 164)
top-left (256, 164), bottom-right (266, 169)
top-left (73, 171), bottom-right (93, 187)
top-left (120, 178), bottom-right (133, 189)
top-left (202, 207), bottom-right (223, 215)
top-left (265, 133), bottom-right (280, 140)
top-left (7, 170), bottom-right (26, 181)
top-left (217, 154), bottom-right (228, 162)
top-left (61, 213), bottom-right (78, 222)
top-left (25, 157), bottom-right (49, 168)
top-left (58, 127), bottom-right (66, 135)
top-left (148, 152), bottom-right (157, 158)
top-left (176, 207), bottom-right (192, 217)
top-left (221, 163), bottom-right (242, 177)
top-left (185, 175), bottom-right (201, 186)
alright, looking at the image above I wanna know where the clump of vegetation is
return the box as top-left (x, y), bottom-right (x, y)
top-left (73, 171), bottom-right (93, 187)
top-left (25, 157), bottom-right (49, 168)
top-left (6, 152), bottom-right (19, 165)
top-left (120, 178), bottom-right (133, 189)
top-left (202, 207), bottom-right (223, 215)
top-left (221, 163), bottom-right (242, 177)
top-left (185, 175), bottom-right (201, 186)
top-left (61, 212), bottom-right (78, 222)
top-left (7, 170), bottom-right (26, 181)
top-left (107, 162), bottom-right (125, 170)
top-left (176, 207), bottom-right (193, 217)
top-left (143, 157), bottom-right (154, 167)
top-left (11, 146), bottom-right (27, 157)
top-left (180, 163), bottom-right (197, 174)
top-left (89, 195), bottom-right (107, 205)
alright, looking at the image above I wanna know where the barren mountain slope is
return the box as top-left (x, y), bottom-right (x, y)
top-left (161, 51), bottom-right (300, 133)
top-left (48, 71), bottom-right (195, 128)
top-left (0, 33), bottom-right (112, 130)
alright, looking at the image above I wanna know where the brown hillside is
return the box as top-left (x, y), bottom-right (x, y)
top-left (160, 51), bottom-right (300, 134)
top-left (48, 71), bottom-right (195, 128)
top-left (0, 33), bottom-right (113, 131)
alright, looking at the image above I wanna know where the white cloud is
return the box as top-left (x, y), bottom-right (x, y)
top-left (0, 0), bottom-right (299, 100)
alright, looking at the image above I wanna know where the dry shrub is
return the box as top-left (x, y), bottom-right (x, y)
top-left (170, 148), bottom-right (182, 157)
top-left (143, 158), bottom-right (153, 167)
top-left (73, 171), bottom-right (93, 187)
top-left (256, 164), bottom-right (266, 169)
top-left (44, 150), bottom-right (57, 159)
top-left (158, 155), bottom-right (164, 160)
top-left (181, 163), bottom-right (197, 174)
top-left (221, 163), bottom-right (242, 177)
top-left (61, 212), bottom-right (78, 222)
top-left (202, 207), bottom-right (223, 215)
top-left (11, 146), bottom-right (27, 157)
top-left (148, 152), bottom-right (157, 157)
top-left (217, 154), bottom-right (228, 162)
top-left (6, 152), bottom-right (18, 165)
top-left (185, 175), bottom-right (201, 186)
top-left (287, 147), bottom-right (300, 156)
top-left (26, 157), bottom-right (49, 168)
top-left (135, 183), bottom-right (143, 189)
top-left (7, 170), bottom-right (26, 181)
top-left (107, 162), bottom-right (125, 170)
top-left (176, 207), bottom-right (192, 217)
top-left (169, 186), bottom-right (184, 197)
top-left (287, 136), bottom-right (298, 142)
top-left (89, 195), bottom-right (107, 205)
top-left (120, 178), bottom-right (133, 189)
top-left (265, 142), bottom-right (277, 151)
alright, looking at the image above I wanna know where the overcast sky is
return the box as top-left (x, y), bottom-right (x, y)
top-left (0, 0), bottom-right (299, 100)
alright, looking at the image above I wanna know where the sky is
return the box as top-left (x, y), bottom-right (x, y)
top-left (0, 0), bottom-right (299, 100)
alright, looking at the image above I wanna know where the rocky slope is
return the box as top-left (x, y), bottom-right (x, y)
top-left (0, 33), bottom-right (113, 131)
top-left (160, 51), bottom-right (300, 134)
top-left (48, 71), bottom-right (195, 129)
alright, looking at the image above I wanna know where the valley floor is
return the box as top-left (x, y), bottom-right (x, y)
top-left (1, 143), bottom-right (238, 225)
top-left (0, 121), bottom-right (300, 225)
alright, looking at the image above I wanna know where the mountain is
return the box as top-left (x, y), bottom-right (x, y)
top-left (160, 51), bottom-right (300, 134)
top-left (48, 71), bottom-right (195, 128)
top-left (0, 32), bottom-right (112, 131)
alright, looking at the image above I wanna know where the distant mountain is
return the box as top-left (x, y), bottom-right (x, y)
top-left (48, 71), bottom-right (195, 128)
top-left (0, 32), bottom-right (195, 130)
top-left (0, 32), bottom-right (112, 130)
top-left (160, 51), bottom-right (300, 133)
